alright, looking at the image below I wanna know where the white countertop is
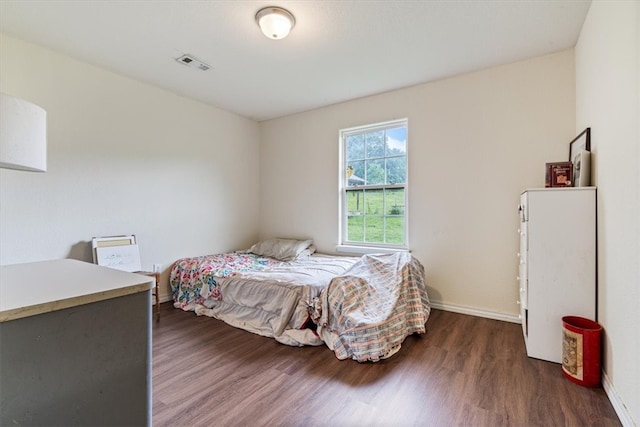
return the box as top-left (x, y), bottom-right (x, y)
top-left (0, 259), bottom-right (153, 322)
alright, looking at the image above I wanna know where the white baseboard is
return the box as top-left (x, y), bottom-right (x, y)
top-left (430, 300), bottom-right (521, 324)
top-left (602, 370), bottom-right (636, 427)
top-left (155, 293), bottom-right (172, 304)
top-left (157, 295), bottom-right (521, 323)
top-left (157, 296), bottom-right (522, 322)
top-left (156, 294), bottom-right (522, 324)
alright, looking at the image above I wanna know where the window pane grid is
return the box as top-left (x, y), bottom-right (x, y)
top-left (341, 119), bottom-right (407, 248)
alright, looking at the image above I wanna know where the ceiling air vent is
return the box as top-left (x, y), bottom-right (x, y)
top-left (175, 54), bottom-right (211, 71)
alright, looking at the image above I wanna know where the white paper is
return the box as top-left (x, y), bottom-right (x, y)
top-left (96, 244), bottom-right (142, 272)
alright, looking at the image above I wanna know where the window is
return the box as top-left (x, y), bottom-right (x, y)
top-left (339, 119), bottom-right (408, 251)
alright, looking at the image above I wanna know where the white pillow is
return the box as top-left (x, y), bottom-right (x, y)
top-left (249, 238), bottom-right (313, 261)
top-left (296, 245), bottom-right (317, 258)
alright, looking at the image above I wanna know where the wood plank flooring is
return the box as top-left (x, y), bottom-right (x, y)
top-left (153, 303), bottom-right (620, 426)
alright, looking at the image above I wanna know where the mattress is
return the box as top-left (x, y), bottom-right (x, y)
top-left (170, 253), bottom-right (358, 346)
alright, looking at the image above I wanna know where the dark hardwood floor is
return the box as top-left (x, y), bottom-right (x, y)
top-left (153, 303), bottom-right (620, 426)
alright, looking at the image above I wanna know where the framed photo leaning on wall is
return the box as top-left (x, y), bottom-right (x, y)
top-left (569, 128), bottom-right (591, 187)
top-left (546, 162), bottom-right (573, 187)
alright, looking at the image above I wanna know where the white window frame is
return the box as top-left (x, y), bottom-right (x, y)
top-left (337, 118), bottom-right (409, 254)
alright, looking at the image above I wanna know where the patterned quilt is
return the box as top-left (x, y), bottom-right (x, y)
top-left (170, 253), bottom-right (282, 310)
top-left (312, 252), bottom-right (431, 362)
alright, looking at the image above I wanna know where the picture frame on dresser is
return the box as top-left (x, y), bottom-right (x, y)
top-left (545, 162), bottom-right (573, 187)
top-left (569, 128), bottom-right (591, 187)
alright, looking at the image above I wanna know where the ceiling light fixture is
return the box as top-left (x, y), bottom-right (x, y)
top-left (255, 6), bottom-right (295, 40)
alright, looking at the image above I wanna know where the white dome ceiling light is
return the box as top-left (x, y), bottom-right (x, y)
top-left (255, 6), bottom-right (295, 40)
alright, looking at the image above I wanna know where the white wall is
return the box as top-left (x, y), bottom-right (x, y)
top-left (0, 34), bottom-right (261, 301)
top-left (576, 2), bottom-right (639, 425)
top-left (259, 50), bottom-right (576, 319)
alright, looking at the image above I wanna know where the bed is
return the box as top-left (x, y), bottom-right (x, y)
top-left (170, 239), bottom-right (431, 360)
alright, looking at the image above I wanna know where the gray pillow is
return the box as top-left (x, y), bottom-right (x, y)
top-left (249, 238), bottom-right (313, 261)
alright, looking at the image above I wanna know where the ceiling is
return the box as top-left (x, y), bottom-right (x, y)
top-left (0, 1), bottom-right (591, 122)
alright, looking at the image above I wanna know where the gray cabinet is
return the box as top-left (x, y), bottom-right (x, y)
top-left (0, 259), bottom-right (152, 426)
top-left (517, 188), bottom-right (596, 363)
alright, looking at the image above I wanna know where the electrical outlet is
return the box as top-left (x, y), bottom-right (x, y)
top-left (153, 264), bottom-right (162, 273)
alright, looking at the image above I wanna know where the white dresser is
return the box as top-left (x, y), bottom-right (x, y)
top-left (517, 187), bottom-right (596, 363)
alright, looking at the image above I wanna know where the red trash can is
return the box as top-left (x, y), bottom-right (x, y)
top-left (562, 316), bottom-right (602, 387)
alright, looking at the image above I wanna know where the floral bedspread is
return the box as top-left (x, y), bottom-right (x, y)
top-left (170, 253), bottom-right (282, 310)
